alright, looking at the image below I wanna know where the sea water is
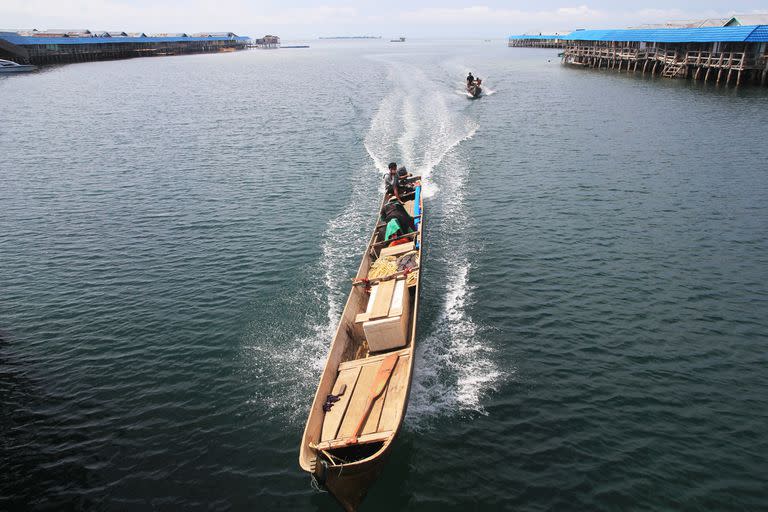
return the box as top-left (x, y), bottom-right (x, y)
top-left (2, 40), bottom-right (767, 510)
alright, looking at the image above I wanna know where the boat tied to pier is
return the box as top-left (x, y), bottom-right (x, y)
top-left (299, 177), bottom-right (424, 511)
top-left (0, 59), bottom-right (36, 73)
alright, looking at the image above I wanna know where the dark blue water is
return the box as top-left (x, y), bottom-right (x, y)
top-left (2, 40), bottom-right (767, 511)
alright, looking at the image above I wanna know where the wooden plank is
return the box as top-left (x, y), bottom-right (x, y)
top-left (370, 279), bottom-right (395, 320)
top-left (403, 200), bottom-right (415, 216)
top-left (337, 363), bottom-right (380, 438)
top-left (320, 366), bottom-right (362, 442)
top-left (347, 353), bottom-right (398, 443)
top-left (377, 354), bottom-right (411, 432)
top-left (371, 231), bottom-right (418, 248)
top-left (379, 241), bottom-right (415, 258)
top-left (362, 383), bottom-right (388, 435)
top-left (337, 348), bottom-right (411, 371)
top-left (312, 430), bottom-right (393, 451)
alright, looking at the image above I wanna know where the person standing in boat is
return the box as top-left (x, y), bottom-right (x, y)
top-left (467, 72), bottom-right (474, 85)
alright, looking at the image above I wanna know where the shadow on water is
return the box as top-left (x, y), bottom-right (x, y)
top-left (0, 332), bottom-right (101, 511)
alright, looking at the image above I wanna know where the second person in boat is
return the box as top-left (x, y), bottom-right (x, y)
top-left (384, 162), bottom-right (415, 202)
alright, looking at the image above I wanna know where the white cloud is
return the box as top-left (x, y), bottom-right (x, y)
top-left (392, 4), bottom-right (608, 33)
top-left (0, 1), bottom-right (359, 32)
top-left (0, 2), bottom-right (759, 37)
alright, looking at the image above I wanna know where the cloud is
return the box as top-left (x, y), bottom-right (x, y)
top-left (398, 5), bottom-right (603, 25)
top-left (0, 2), bottom-right (759, 37)
top-left (0, 1), bottom-right (360, 32)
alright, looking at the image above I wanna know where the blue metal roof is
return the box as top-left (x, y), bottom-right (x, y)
top-left (564, 25), bottom-right (768, 43)
top-left (746, 25), bottom-right (768, 42)
top-left (0, 32), bottom-right (250, 45)
top-left (508, 34), bottom-right (565, 40)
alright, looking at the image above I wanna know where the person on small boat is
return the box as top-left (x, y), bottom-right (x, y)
top-left (379, 195), bottom-right (415, 242)
top-left (385, 162), bottom-right (407, 202)
top-left (466, 72), bottom-right (474, 84)
top-left (397, 166), bottom-right (416, 201)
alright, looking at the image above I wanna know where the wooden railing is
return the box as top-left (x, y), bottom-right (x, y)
top-left (684, 51), bottom-right (746, 69)
top-left (564, 46), bottom-right (754, 70)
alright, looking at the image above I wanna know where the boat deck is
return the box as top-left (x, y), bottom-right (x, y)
top-left (317, 348), bottom-right (412, 448)
top-left (300, 181), bottom-right (423, 509)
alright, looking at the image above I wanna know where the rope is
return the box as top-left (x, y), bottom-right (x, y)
top-left (368, 252), bottom-right (419, 286)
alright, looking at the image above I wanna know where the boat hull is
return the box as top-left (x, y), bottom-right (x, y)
top-left (300, 182), bottom-right (424, 510)
top-left (319, 447), bottom-right (393, 511)
top-left (467, 85), bottom-right (482, 98)
top-left (0, 66), bottom-right (36, 73)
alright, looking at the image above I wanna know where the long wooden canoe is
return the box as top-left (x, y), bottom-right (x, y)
top-left (299, 180), bottom-right (424, 511)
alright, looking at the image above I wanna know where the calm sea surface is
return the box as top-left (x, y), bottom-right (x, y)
top-left (2, 40), bottom-right (767, 511)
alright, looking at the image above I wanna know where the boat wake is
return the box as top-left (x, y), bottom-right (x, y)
top-left (247, 55), bottom-right (502, 426)
top-left (361, 58), bottom-right (502, 426)
top-left (406, 147), bottom-right (504, 429)
top-left (456, 85), bottom-right (496, 99)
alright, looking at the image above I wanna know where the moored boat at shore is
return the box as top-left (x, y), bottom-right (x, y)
top-left (0, 59), bottom-right (36, 73)
top-left (299, 180), bottom-right (424, 511)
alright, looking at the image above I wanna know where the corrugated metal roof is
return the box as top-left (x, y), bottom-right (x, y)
top-left (746, 25), bottom-right (768, 42)
top-left (508, 34), bottom-right (565, 40)
top-left (565, 25), bottom-right (768, 42)
top-left (0, 32), bottom-right (249, 45)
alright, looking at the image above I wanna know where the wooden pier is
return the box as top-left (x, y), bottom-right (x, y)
top-left (508, 35), bottom-right (567, 48)
top-left (557, 26), bottom-right (768, 87)
top-left (0, 31), bottom-right (249, 65)
top-left (562, 42), bottom-right (768, 86)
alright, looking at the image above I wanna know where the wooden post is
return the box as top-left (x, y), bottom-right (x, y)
top-left (705, 67), bottom-right (711, 83)
top-left (737, 69), bottom-right (742, 87)
top-left (717, 68), bottom-right (723, 84)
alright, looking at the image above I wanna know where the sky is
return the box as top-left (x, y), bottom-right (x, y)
top-left (2, 1), bottom-right (767, 38)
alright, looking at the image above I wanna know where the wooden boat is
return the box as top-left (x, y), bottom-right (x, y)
top-left (299, 180), bottom-right (424, 511)
top-left (467, 79), bottom-right (482, 98)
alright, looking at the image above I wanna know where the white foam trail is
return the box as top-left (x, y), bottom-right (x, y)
top-left (248, 52), bottom-right (500, 425)
top-left (363, 56), bottom-right (479, 197)
top-left (407, 264), bottom-right (503, 425)
top-left (406, 147), bottom-right (504, 427)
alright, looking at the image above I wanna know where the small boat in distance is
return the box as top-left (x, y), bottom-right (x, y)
top-left (390, 37), bottom-right (406, 42)
top-left (467, 77), bottom-right (483, 98)
top-left (300, 179), bottom-right (424, 511)
top-left (0, 59), bottom-right (36, 73)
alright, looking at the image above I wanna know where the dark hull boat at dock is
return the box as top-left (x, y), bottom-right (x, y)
top-left (299, 181), bottom-right (424, 511)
